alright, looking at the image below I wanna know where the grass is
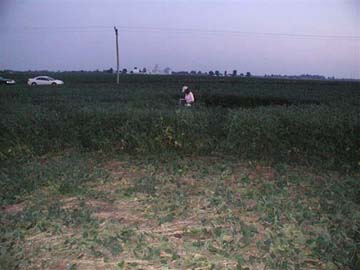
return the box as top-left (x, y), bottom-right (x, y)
top-left (0, 73), bottom-right (359, 269)
top-left (1, 154), bottom-right (359, 270)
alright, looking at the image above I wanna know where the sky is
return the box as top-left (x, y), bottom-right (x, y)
top-left (0, 0), bottom-right (359, 78)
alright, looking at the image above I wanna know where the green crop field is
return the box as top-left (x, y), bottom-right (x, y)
top-left (0, 73), bottom-right (359, 270)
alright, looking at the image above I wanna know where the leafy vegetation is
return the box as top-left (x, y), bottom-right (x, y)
top-left (0, 73), bottom-right (359, 269)
top-left (1, 73), bottom-right (359, 170)
top-left (1, 156), bottom-right (359, 269)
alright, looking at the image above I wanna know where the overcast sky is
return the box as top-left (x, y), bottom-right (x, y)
top-left (0, 0), bottom-right (359, 78)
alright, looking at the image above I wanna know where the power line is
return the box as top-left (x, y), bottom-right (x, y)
top-left (116, 26), bottom-right (360, 40)
top-left (1, 25), bottom-right (360, 40)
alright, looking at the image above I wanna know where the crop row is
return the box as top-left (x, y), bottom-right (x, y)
top-left (1, 103), bottom-right (359, 170)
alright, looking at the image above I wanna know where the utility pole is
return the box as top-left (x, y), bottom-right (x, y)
top-left (114, 26), bottom-right (119, 84)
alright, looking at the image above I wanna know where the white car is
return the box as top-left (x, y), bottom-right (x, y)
top-left (27, 76), bottom-right (64, 86)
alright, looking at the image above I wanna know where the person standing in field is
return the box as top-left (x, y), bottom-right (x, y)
top-left (180, 85), bottom-right (195, 106)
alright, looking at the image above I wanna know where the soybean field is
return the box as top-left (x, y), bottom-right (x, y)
top-left (0, 73), bottom-right (359, 270)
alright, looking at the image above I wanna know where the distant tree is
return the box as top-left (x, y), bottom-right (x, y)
top-left (209, 71), bottom-right (214, 76)
top-left (232, 70), bottom-right (237, 77)
top-left (142, 67), bottom-right (147, 73)
top-left (246, 72), bottom-right (251, 77)
top-left (224, 70), bottom-right (227, 77)
top-left (152, 64), bottom-right (159, 74)
top-left (104, 68), bottom-right (113, 73)
top-left (164, 67), bottom-right (171, 74)
top-left (240, 73), bottom-right (244, 77)
top-left (190, 70), bottom-right (197, 75)
top-left (122, 68), bottom-right (127, 74)
top-left (172, 71), bottom-right (188, 75)
top-left (197, 71), bottom-right (202, 75)
top-left (130, 71), bottom-right (134, 74)
top-left (215, 70), bottom-right (220, 76)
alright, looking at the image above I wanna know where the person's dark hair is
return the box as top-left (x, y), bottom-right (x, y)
top-left (184, 88), bottom-right (190, 95)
